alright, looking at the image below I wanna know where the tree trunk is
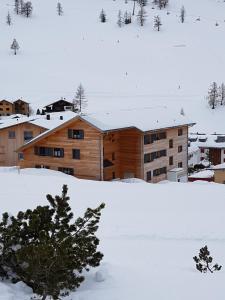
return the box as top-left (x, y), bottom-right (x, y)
top-left (42, 294), bottom-right (47, 300)
top-left (132, 1), bottom-right (135, 16)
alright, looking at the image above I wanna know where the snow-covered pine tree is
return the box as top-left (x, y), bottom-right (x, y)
top-left (14, 0), bottom-right (20, 14)
top-left (180, 107), bottom-right (185, 116)
top-left (20, 0), bottom-right (24, 14)
top-left (132, 0), bottom-right (137, 16)
top-left (180, 6), bottom-right (185, 23)
top-left (23, 1), bottom-right (33, 17)
top-left (117, 10), bottom-right (123, 27)
top-left (218, 83), bottom-right (225, 106)
top-left (11, 39), bottom-right (19, 55)
top-left (154, 15), bottom-right (162, 31)
top-left (57, 2), bottom-right (63, 16)
top-left (6, 12), bottom-right (12, 25)
top-left (208, 82), bottom-right (218, 109)
top-left (124, 11), bottom-right (131, 24)
top-left (73, 83), bottom-right (87, 113)
top-left (138, 0), bottom-right (148, 6)
top-left (137, 4), bottom-right (147, 26)
top-left (99, 9), bottom-right (106, 23)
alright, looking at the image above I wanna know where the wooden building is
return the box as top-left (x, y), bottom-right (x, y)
top-left (0, 120), bottom-right (47, 166)
top-left (0, 100), bottom-right (13, 116)
top-left (43, 98), bottom-right (74, 113)
top-left (13, 99), bottom-right (30, 115)
top-left (211, 164), bottom-right (225, 184)
top-left (17, 110), bottom-right (194, 183)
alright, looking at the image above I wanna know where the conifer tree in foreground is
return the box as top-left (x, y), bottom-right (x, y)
top-left (11, 39), bottom-right (19, 55)
top-left (23, 1), bottom-right (33, 17)
top-left (218, 82), bottom-right (225, 105)
top-left (6, 12), bottom-right (12, 25)
top-left (0, 185), bottom-right (105, 300)
top-left (207, 81), bottom-right (218, 109)
top-left (154, 15), bottom-right (162, 31)
top-left (57, 2), bottom-right (63, 16)
top-left (193, 246), bottom-right (222, 273)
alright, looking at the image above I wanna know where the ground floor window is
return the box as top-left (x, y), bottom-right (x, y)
top-left (153, 167), bottom-right (167, 177)
top-left (146, 171), bottom-right (151, 181)
top-left (58, 167), bottom-right (74, 176)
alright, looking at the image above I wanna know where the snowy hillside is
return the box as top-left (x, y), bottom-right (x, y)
top-left (0, 168), bottom-right (225, 299)
top-left (1, 0), bottom-right (225, 132)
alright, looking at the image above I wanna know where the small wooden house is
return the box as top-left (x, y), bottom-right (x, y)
top-left (43, 98), bottom-right (74, 113)
top-left (17, 108), bottom-right (194, 183)
top-left (13, 99), bottom-right (30, 115)
top-left (0, 100), bottom-right (13, 116)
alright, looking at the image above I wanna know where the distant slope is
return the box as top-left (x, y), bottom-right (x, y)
top-left (1, 0), bottom-right (225, 132)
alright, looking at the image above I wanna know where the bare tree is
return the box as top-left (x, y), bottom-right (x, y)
top-left (6, 12), bottom-right (12, 25)
top-left (208, 82), bottom-right (218, 109)
top-left (154, 15), bottom-right (162, 31)
top-left (14, 0), bottom-right (20, 14)
top-left (11, 39), bottom-right (20, 55)
top-left (180, 6), bottom-right (185, 23)
top-left (218, 83), bottom-right (225, 105)
top-left (57, 2), bottom-right (63, 16)
top-left (137, 4), bottom-right (147, 26)
top-left (117, 10), bottom-right (123, 27)
top-left (73, 84), bottom-right (87, 113)
top-left (132, 0), bottom-right (137, 16)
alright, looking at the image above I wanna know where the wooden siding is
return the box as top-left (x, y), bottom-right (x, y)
top-left (143, 126), bottom-right (188, 183)
top-left (0, 100), bottom-right (13, 116)
top-left (0, 123), bottom-right (46, 166)
top-left (19, 119), bottom-right (102, 180)
top-left (103, 128), bottom-right (143, 180)
top-left (214, 169), bottom-right (225, 184)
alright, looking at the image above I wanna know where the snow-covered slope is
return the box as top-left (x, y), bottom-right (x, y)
top-left (1, 0), bottom-right (225, 132)
top-left (0, 168), bottom-right (225, 299)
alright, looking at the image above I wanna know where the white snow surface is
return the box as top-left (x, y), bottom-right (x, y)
top-left (1, 0), bottom-right (225, 133)
top-left (0, 168), bottom-right (225, 299)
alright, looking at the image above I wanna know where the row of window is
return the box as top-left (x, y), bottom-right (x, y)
top-left (34, 147), bottom-right (81, 159)
top-left (144, 129), bottom-right (184, 145)
top-left (8, 130), bottom-right (33, 141)
top-left (35, 165), bottom-right (74, 175)
top-left (146, 162), bottom-right (183, 181)
top-left (144, 146), bottom-right (183, 164)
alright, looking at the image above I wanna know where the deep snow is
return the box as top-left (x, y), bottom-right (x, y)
top-left (1, 0), bottom-right (225, 132)
top-left (0, 168), bottom-right (225, 299)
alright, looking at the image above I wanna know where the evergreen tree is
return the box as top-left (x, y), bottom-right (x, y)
top-left (11, 39), bottom-right (19, 55)
top-left (57, 2), bottom-right (63, 16)
top-left (208, 82), bottom-right (218, 109)
top-left (132, 0), bottom-right (137, 16)
top-left (117, 10), bottom-right (123, 27)
top-left (36, 108), bottom-right (41, 115)
top-left (6, 12), bottom-right (12, 25)
top-left (124, 11), bottom-right (131, 24)
top-left (218, 83), bottom-right (225, 105)
top-left (20, 0), bottom-right (25, 14)
top-left (154, 15), bottom-right (162, 31)
top-left (0, 185), bottom-right (105, 300)
top-left (99, 9), bottom-right (106, 23)
top-left (193, 246), bottom-right (222, 273)
top-left (73, 83), bottom-right (87, 113)
top-left (23, 1), bottom-right (33, 17)
top-left (14, 0), bottom-right (20, 14)
top-left (180, 6), bottom-right (185, 23)
top-left (137, 4), bottom-right (147, 26)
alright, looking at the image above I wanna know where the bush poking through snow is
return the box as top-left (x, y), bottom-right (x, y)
top-left (0, 185), bottom-right (105, 300)
top-left (193, 246), bottom-right (222, 273)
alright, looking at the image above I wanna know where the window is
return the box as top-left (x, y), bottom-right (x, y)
top-left (178, 128), bottom-right (183, 136)
top-left (178, 162), bottom-right (183, 168)
top-left (0, 108), bottom-right (3, 111)
top-left (144, 132), bottom-right (166, 145)
top-left (112, 172), bottom-right (116, 179)
top-left (6, 108), bottom-right (10, 111)
top-left (68, 129), bottom-right (84, 139)
top-left (72, 149), bottom-right (80, 159)
top-left (153, 167), bottom-right (167, 177)
top-left (144, 149), bottom-right (167, 163)
top-left (24, 131), bottom-right (33, 141)
top-left (178, 145), bottom-right (183, 153)
top-left (201, 148), bottom-right (204, 153)
top-left (18, 152), bottom-right (24, 160)
top-left (169, 139), bottom-right (173, 148)
top-left (112, 152), bottom-right (115, 161)
top-left (35, 165), bottom-right (49, 169)
top-left (53, 148), bottom-right (64, 157)
top-left (8, 131), bottom-right (15, 139)
top-left (58, 167), bottom-right (74, 176)
top-left (146, 171), bottom-right (151, 181)
top-left (169, 156), bottom-right (173, 166)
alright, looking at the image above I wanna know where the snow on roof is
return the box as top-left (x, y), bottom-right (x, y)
top-left (0, 116), bottom-right (36, 130)
top-left (189, 133), bottom-right (225, 149)
top-left (189, 170), bottom-right (214, 179)
top-left (212, 163), bottom-right (225, 170)
top-left (188, 144), bottom-right (200, 154)
top-left (83, 107), bottom-right (194, 132)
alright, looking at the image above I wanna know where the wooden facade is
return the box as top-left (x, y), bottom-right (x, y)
top-left (0, 100), bottom-right (13, 116)
top-left (0, 123), bottom-right (46, 166)
top-left (18, 117), bottom-right (189, 183)
top-left (13, 99), bottom-right (29, 115)
top-left (44, 99), bottom-right (74, 113)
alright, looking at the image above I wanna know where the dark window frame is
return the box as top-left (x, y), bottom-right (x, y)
top-left (72, 149), bottom-right (80, 160)
top-left (68, 129), bottom-right (84, 140)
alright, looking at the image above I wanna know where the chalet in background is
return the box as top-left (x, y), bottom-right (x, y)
top-left (43, 98), bottom-right (74, 113)
top-left (0, 99), bottom-right (29, 116)
top-left (18, 108), bottom-right (194, 183)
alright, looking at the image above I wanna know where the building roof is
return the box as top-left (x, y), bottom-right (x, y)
top-left (0, 99), bottom-right (13, 105)
top-left (13, 99), bottom-right (29, 104)
top-left (189, 133), bottom-right (225, 149)
top-left (211, 163), bottom-right (225, 170)
top-left (189, 170), bottom-right (214, 179)
top-left (43, 98), bottom-right (73, 108)
top-left (17, 107), bottom-right (194, 152)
